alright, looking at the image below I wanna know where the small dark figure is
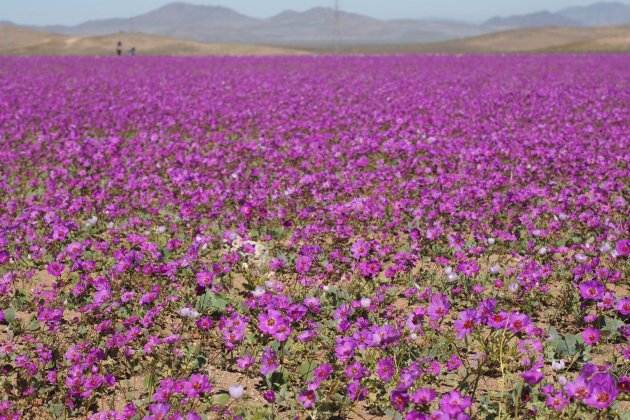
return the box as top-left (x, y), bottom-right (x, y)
top-left (128, 47), bottom-right (136, 57)
top-left (116, 41), bottom-right (123, 56)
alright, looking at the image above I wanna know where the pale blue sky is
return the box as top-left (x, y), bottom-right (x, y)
top-left (1, 0), bottom-right (616, 25)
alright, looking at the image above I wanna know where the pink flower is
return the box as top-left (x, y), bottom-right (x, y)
top-left (581, 327), bottom-right (601, 346)
top-left (583, 373), bottom-right (618, 410)
top-left (578, 280), bottom-right (605, 301)
top-left (47, 262), bottom-right (64, 277)
top-left (427, 293), bottom-right (450, 322)
top-left (615, 239), bottom-right (629, 257)
top-left (439, 390), bottom-right (472, 416)
top-left (454, 309), bottom-right (478, 339)
top-left (298, 389), bottom-right (317, 408)
top-left (616, 297), bottom-right (630, 316)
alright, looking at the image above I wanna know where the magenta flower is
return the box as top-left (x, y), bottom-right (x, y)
top-left (581, 327), bottom-right (601, 346)
top-left (406, 307), bottom-right (425, 334)
top-left (258, 309), bottom-right (292, 342)
top-left (47, 261), bottom-right (65, 277)
top-left (427, 293), bottom-right (450, 322)
top-left (298, 389), bottom-right (317, 409)
top-left (565, 376), bottom-right (590, 401)
top-left (262, 390), bottom-right (276, 403)
top-left (218, 311), bottom-right (248, 350)
top-left (616, 297), bottom-right (630, 316)
top-left (411, 387), bottom-right (437, 405)
top-left (147, 403), bottom-right (170, 418)
top-left (295, 255), bottom-right (312, 274)
top-left (196, 316), bottom-right (213, 331)
top-left (405, 411), bottom-right (428, 420)
top-left (545, 392), bottom-right (569, 412)
top-left (335, 337), bottom-right (356, 362)
top-left (182, 374), bottom-right (212, 399)
top-left (583, 373), bottom-right (618, 409)
top-left (390, 389), bottom-right (410, 412)
top-left (260, 347), bottom-right (279, 376)
top-left (375, 357), bottom-right (395, 382)
top-left (454, 309), bottom-right (478, 339)
top-left (456, 260), bottom-right (479, 277)
top-left (358, 259), bottom-right (382, 278)
top-left (311, 363), bottom-right (333, 387)
top-left (351, 239), bottom-right (370, 259)
top-left (439, 390), bottom-right (472, 416)
top-left (578, 280), bottom-right (605, 301)
top-left (446, 355), bottom-right (462, 371)
top-left (521, 368), bottom-right (544, 385)
top-left (236, 355), bottom-right (255, 370)
top-left (195, 271), bottom-right (214, 288)
top-left (615, 239), bottom-right (629, 257)
top-left (487, 311), bottom-right (510, 329)
top-left (344, 361), bottom-right (369, 380)
top-left (347, 380), bottom-right (368, 401)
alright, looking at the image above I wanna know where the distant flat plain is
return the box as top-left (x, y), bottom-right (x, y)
top-left (1, 24), bottom-right (629, 55)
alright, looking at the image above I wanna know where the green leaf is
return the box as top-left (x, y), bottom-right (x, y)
top-left (3, 307), bottom-right (16, 324)
top-left (298, 360), bottom-right (316, 379)
top-left (196, 291), bottom-right (212, 312)
top-left (213, 393), bottom-right (231, 406)
top-left (547, 328), bottom-right (580, 357)
top-left (384, 410), bottom-right (403, 420)
top-left (196, 291), bottom-right (228, 313)
top-left (617, 404), bottom-right (630, 420)
top-left (602, 316), bottom-right (624, 338)
top-left (47, 403), bottom-right (65, 418)
top-left (210, 294), bottom-right (228, 311)
top-left (26, 319), bottom-right (40, 331)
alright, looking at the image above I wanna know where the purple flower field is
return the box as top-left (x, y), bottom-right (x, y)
top-left (0, 55), bottom-right (628, 419)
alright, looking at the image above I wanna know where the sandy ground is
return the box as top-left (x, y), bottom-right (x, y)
top-left (0, 25), bottom-right (307, 56)
top-left (2, 24), bottom-right (630, 55)
top-left (317, 25), bottom-right (630, 53)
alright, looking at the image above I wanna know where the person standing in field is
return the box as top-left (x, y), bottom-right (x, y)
top-left (116, 41), bottom-right (123, 56)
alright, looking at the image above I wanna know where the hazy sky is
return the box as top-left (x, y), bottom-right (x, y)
top-left (1, 0), bottom-right (618, 25)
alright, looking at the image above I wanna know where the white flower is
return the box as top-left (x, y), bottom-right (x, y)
top-left (538, 247), bottom-right (547, 255)
top-left (574, 253), bottom-right (588, 262)
top-left (447, 272), bottom-right (458, 282)
top-left (508, 283), bottom-right (519, 293)
top-left (487, 237), bottom-right (495, 245)
top-left (178, 307), bottom-right (200, 319)
top-left (156, 225), bottom-right (166, 234)
top-left (489, 265), bottom-right (501, 275)
top-left (229, 384), bottom-right (244, 399)
top-left (600, 242), bottom-right (612, 253)
top-left (551, 359), bottom-right (565, 371)
top-left (360, 298), bottom-right (371, 308)
top-left (252, 286), bottom-right (266, 297)
top-left (84, 216), bottom-right (98, 228)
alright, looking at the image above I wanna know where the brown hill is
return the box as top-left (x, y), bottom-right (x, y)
top-left (2, 24), bottom-right (629, 55)
top-left (0, 25), bottom-right (306, 56)
top-left (439, 26), bottom-right (630, 52)
top-left (328, 25), bottom-right (630, 53)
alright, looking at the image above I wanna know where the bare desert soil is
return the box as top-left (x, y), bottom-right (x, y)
top-left (0, 25), bottom-right (307, 56)
top-left (2, 24), bottom-right (629, 56)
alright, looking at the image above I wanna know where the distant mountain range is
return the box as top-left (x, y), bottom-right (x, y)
top-left (6, 1), bottom-right (630, 46)
top-left (485, 1), bottom-right (630, 29)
